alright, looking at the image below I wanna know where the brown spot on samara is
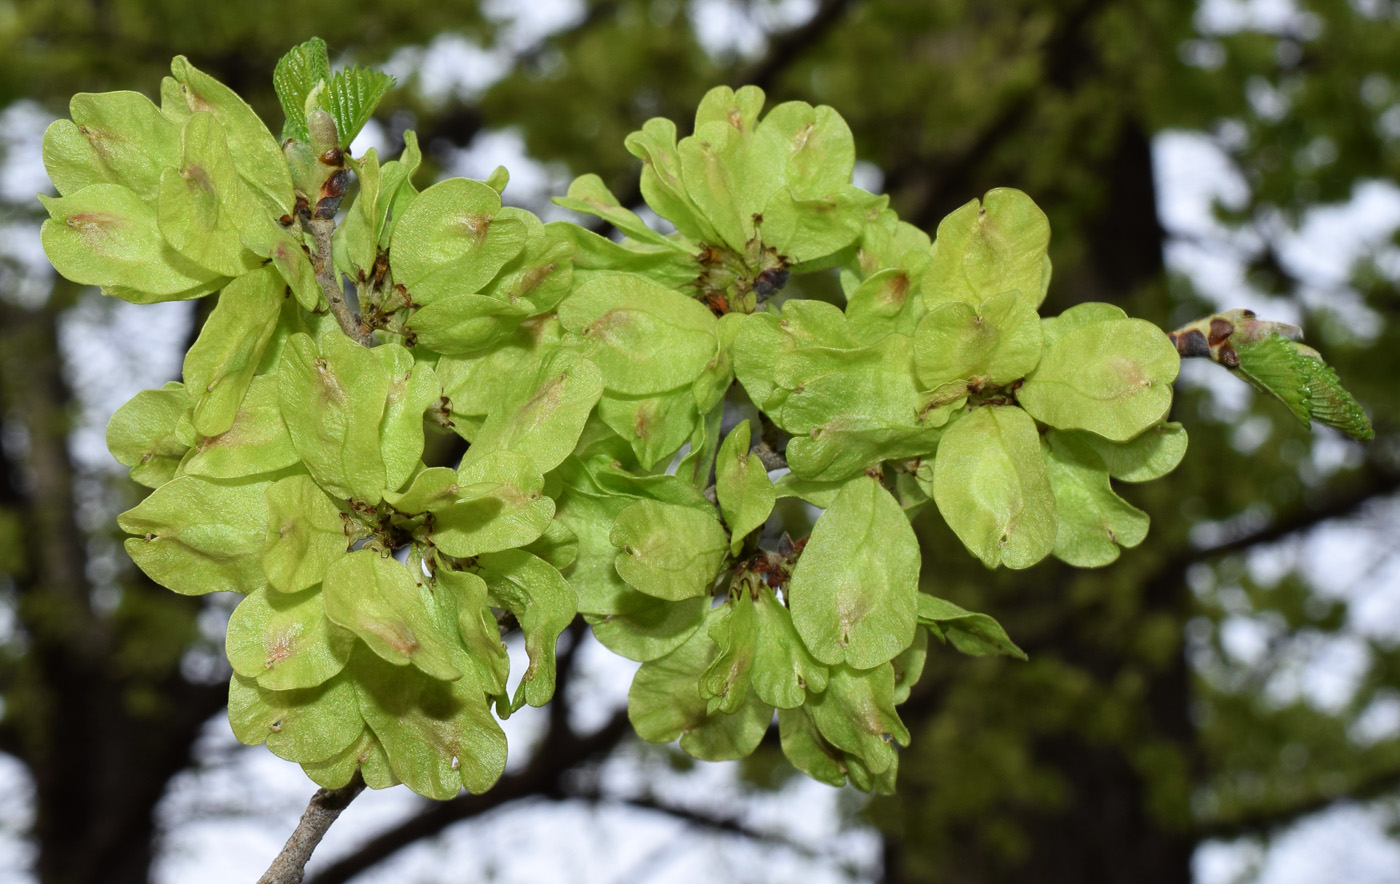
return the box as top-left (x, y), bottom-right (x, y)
top-left (182, 84), bottom-right (214, 114)
top-left (885, 273), bottom-right (910, 305)
top-left (456, 212), bottom-right (492, 243)
top-left (515, 262), bottom-right (558, 299)
top-left (181, 162), bottom-right (214, 195)
top-left (67, 212), bottom-right (123, 234)
top-left (1208, 318), bottom-right (1234, 345)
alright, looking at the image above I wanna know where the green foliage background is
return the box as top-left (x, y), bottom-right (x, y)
top-left (3, 2), bottom-right (1400, 883)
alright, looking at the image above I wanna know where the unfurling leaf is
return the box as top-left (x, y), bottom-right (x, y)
top-left (273, 37), bottom-right (332, 142)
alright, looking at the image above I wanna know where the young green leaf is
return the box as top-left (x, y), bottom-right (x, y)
top-left (44, 91), bottom-right (182, 199)
top-left (749, 583), bottom-right (828, 709)
top-left (478, 549), bottom-right (578, 711)
top-left (169, 56), bottom-right (295, 214)
top-left (463, 350), bottom-right (604, 475)
top-left (376, 347), bottom-right (439, 494)
top-left (553, 174), bottom-right (688, 250)
top-left (913, 290), bottom-right (1042, 391)
top-left (408, 294), bottom-right (531, 355)
top-left (158, 113), bottom-right (265, 277)
top-left (429, 452), bottom-right (554, 557)
top-left (628, 615), bottom-right (772, 762)
top-left (588, 590), bottom-right (709, 662)
top-left (805, 662), bottom-right (909, 775)
top-left (891, 627), bottom-right (929, 705)
top-left (1059, 422), bottom-right (1188, 483)
top-left (40, 184), bottom-right (224, 302)
top-left (351, 649), bottom-right (507, 799)
top-left (558, 273), bottom-right (719, 396)
top-left (844, 265), bottom-right (929, 343)
top-left (277, 331), bottom-right (391, 503)
top-left (596, 387), bottom-right (699, 472)
top-left (924, 188), bottom-right (1051, 308)
top-left (1233, 335), bottom-right (1375, 441)
top-left (774, 334), bottom-right (947, 481)
top-left (390, 178), bottom-right (528, 304)
top-left (273, 37), bottom-right (331, 142)
top-left (325, 66), bottom-right (394, 150)
top-left (182, 374), bottom-right (300, 479)
top-left (301, 727), bottom-right (400, 791)
top-left (700, 592), bottom-right (758, 715)
top-left (777, 706), bottom-right (848, 787)
top-left (227, 673), bottom-right (362, 764)
top-left (433, 568), bottom-right (510, 705)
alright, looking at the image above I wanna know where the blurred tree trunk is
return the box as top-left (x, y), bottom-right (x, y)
top-left (0, 297), bottom-right (226, 884)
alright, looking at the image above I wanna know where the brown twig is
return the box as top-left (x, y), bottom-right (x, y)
top-left (256, 772), bottom-right (366, 884)
top-left (306, 217), bottom-right (375, 346)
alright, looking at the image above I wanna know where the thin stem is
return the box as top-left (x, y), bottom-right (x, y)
top-left (256, 772), bottom-right (366, 884)
top-left (306, 217), bottom-right (374, 346)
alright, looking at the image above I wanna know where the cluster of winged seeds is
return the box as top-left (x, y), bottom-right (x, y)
top-left (38, 40), bottom-right (1368, 799)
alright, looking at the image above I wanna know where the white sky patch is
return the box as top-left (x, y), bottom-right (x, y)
top-left (1352, 689), bottom-right (1400, 746)
top-left (384, 35), bottom-right (513, 107)
top-left (348, 117), bottom-right (390, 161)
top-left (852, 160), bottom-right (884, 195)
top-left (689, 0), bottom-right (817, 60)
top-left (438, 127), bottom-right (574, 220)
top-left (56, 293), bottom-right (191, 473)
top-left (1195, 0), bottom-right (1323, 38)
top-left (1199, 804), bottom-right (1400, 884)
top-left (0, 101), bottom-right (53, 204)
top-left (484, 0), bottom-right (588, 52)
top-left (0, 753), bottom-right (34, 884)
